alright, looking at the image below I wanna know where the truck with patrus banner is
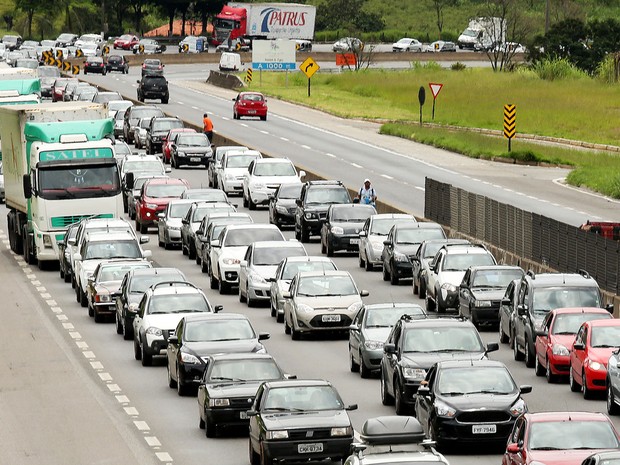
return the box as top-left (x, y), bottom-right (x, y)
top-left (2, 102), bottom-right (123, 268)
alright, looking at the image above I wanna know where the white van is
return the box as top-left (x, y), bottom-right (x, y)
top-left (219, 52), bottom-right (242, 72)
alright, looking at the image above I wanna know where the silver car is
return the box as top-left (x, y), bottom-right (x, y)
top-left (238, 240), bottom-right (307, 307)
top-left (157, 199), bottom-right (195, 249)
top-left (283, 270), bottom-right (368, 339)
top-left (208, 146), bottom-right (248, 188)
top-left (358, 213), bottom-right (417, 271)
top-left (134, 117), bottom-right (152, 149)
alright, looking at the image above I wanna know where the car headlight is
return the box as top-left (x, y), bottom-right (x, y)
top-left (297, 303), bottom-right (314, 314)
top-left (364, 340), bottom-right (384, 350)
top-left (402, 367), bottom-right (426, 380)
top-left (435, 400), bottom-right (456, 418)
top-left (475, 300), bottom-right (492, 307)
top-left (42, 234), bottom-right (52, 247)
top-left (589, 361), bottom-right (603, 371)
top-left (331, 427), bottom-right (352, 437)
top-left (95, 293), bottom-right (111, 303)
top-left (222, 258), bottom-right (241, 265)
top-left (510, 398), bottom-right (527, 416)
top-left (552, 343), bottom-right (569, 356)
top-left (180, 352), bottom-right (201, 364)
top-left (305, 212), bottom-right (318, 220)
top-left (393, 252), bottom-right (408, 262)
top-left (266, 430), bottom-right (289, 440)
top-left (225, 173), bottom-right (236, 180)
top-left (208, 398), bottom-right (230, 407)
top-left (146, 326), bottom-right (162, 336)
top-left (251, 183), bottom-right (266, 190)
top-left (177, 151), bottom-right (186, 157)
top-left (347, 302), bottom-right (363, 313)
top-left (249, 272), bottom-right (266, 284)
top-left (441, 283), bottom-right (457, 293)
top-left (276, 205), bottom-right (288, 214)
top-left (331, 226), bottom-right (344, 235)
top-left (146, 203), bottom-right (158, 209)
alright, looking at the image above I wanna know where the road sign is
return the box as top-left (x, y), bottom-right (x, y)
top-left (75, 48), bottom-right (83, 58)
top-left (245, 68), bottom-right (253, 84)
top-left (181, 43), bottom-right (189, 53)
top-left (55, 59), bottom-right (63, 69)
top-left (300, 57), bottom-right (319, 79)
top-left (71, 65), bottom-right (79, 75)
top-left (429, 83), bottom-right (443, 98)
top-left (252, 40), bottom-right (296, 71)
top-left (138, 44), bottom-right (145, 54)
top-left (504, 104), bottom-right (516, 151)
top-left (63, 61), bottom-right (71, 72)
top-left (56, 49), bottom-right (63, 59)
top-left (102, 45), bottom-right (110, 56)
top-left (335, 53), bottom-right (356, 67)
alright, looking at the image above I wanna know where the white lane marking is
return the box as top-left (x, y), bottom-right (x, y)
top-left (415, 186), bottom-right (425, 191)
top-left (177, 101), bottom-right (184, 105)
top-left (145, 437), bottom-right (161, 447)
top-left (280, 137), bottom-right (289, 141)
top-left (301, 144), bottom-right (311, 149)
top-left (134, 421), bottom-right (150, 431)
top-left (191, 106), bottom-right (199, 110)
top-left (351, 163), bottom-right (363, 169)
top-left (260, 130), bottom-right (269, 135)
top-left (381, 174), bottom-right (394, 179)
top-left (155, 452), bottom-right (173, 462)
top-left (240, 123), bottom-right (249, 128)
top-left (124, 407), bottom-right (140, 416)
top-left (326, 153), bottom-right (336, 158)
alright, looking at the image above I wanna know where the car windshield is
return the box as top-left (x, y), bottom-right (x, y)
top-left (154, 119), bottom-right (183, 132)
top-left (148, 294), bottom-right (210, 314)
top-left (442, 253), bottom-right (495, 271)
top-left (145, 184), bottom-right (186, 198)
top-left (402, 326), bottom-right (484, 353)
top-left (185, 319), bottom-right (254, 341)
top-left (591, 326), bottom-right (620, 348)
top-left (552, 313), bottom-right (611, 335)
top-left (264, 386), bottom-right (342, 411)
top-left (139, 119), bottom-right (152, 129)
top-left (281, 261), bottom-right (337, 280)
top-left (253, 162), bottom-right (296, 176)
top-left (396, 228), bottom-right (445, 245)
top-left (365, 306), bottom-right (425, 327)
top-left (98, 263), bottom-right (150, 282)
top-left (529, 421), bottom-right (620, 450)
top-left (131, 107), bottom-right (164, 120)
top-left (84, 240), bottom-right (141, 260)
top-left (370, 218), bottom-right (414, 235)
top-left (224, 229), bottom-right (282, 246)
top-left (209, 359), bottom-right (281, 382)
top-left (144, 59), bottom-right (161, 66)
top-left (193, 205), bottom-right (235, 222)
top-left (226, 154), bottom-right (259, 168)
top-left (277, 184), bottom-right (302, 199)
top-left (129, 273), bottom-right (183, 293)
top-left (178, 134), bottom-right (209, 146)
top-left (437, 366), bottom-right (516, 395)
top-left (472, 269), bottom-right (523, 288)
top-left (169, 203), bottom-right (192, 218)
top-left (332, 206), bottom-right (375, 222)
top-left (58, 33), bottom-right (74, 41)
top-left (254, 246), bottom-right (306, 266)
top-left (533, 288), bottom-right (601, 314)
top-left (297, 275), bottom-right (356, 297)
top-left (306, 187), bottom-right (350, 204)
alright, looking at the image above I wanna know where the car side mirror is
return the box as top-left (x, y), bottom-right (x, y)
top-left (181, 219), bottom-right (189, 225)
top-left (140, 236), bottom-right (149, 244)
top-left (345, 404), bottom-right (358, 411)
top-left (232, 97), bottom-right (236, 101)
top-left (142, 250), bottom-right (152, 258)
top-left (213, 305), bottom-right (223, 313)
top-left (517, 304), bottom-right (528, 316)
top-left (383, 240), bottom-right (390, 246)
top-left (349, 324), bottom-right (359, 331)
top-left (74, 253), bottom-right (82, 261)
top-left (168, 335), bottom-right (179, 345)
top-left (501, 297), bottom-right (511, 306)
top-left (519, 385), bottom-right (532, 394)
top-left (282, 290), bottom-right (291, 299)
top-left (360, 290), bottom-right (369, 297)
top-left (417, 385), bottom-right (430, 396)
top-left (211, 239), bottom-right (220, 248)
top-left (506, 443), bottom-right (521, 453)
top-left (246, 410), bottom-right (257, 417)
top-left (258, 332), bottom-right (270, 341)
top-left (384, 343), bottom-right (395, 354)
top-left (295, 199), bottom-right (302, 206)
top-left (606, 304), bottom-right (614, 314)
top-left (240, 260), bottom-right (247, 267)
top-left (299, 170), bottom-right (306, 179)
top-left (359, 231), bottom-right (367, 237)
top-left (573, 342), bottom-right (585, 350)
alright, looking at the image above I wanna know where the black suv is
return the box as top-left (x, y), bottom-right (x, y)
top-left (512, 269), bottom-right (605, 368)
top-left (137, 75), bottom-right (169, 104)
top-left (380, 315), bottom-right (497, 415)
top-left (106, 54), bottom-right (129, 74)
top-left (146, 116), bottom-right (184, 155)
top-left (294, 180), bottom-right (351, 242)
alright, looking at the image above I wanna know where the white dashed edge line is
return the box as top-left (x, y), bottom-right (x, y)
top-left (0, 230), bottom-right (174, 465)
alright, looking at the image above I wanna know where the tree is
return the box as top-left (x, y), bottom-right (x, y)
top-left (14, 0), bottom-right (46, 37)
top-left (316, 0), bottom-right (383, 33)
top-left (432, 0), bottom-right (459, 39)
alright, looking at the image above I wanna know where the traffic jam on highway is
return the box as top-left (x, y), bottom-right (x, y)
top-left (0, 15), bottom-right (617, 465)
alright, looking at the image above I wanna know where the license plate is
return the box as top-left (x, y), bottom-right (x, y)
top-left (190, 157), bottom-right (201, 162)
top-left (472, 424), bottom-right (496, 434)
top-left (239, 411), bottom-right (248, 419)
top-left (298, 443), bottom-right (323, 454)
top-left (322, 314), bottom-right (341, 322)
top-left (350, 238), bottom-right (360, 244)
top-left (247, 110), bottom-right (257, 114)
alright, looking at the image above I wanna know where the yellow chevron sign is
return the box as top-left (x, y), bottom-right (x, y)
top-left (63, 61), bottom-right (71, 72)
top-left (503, 104), bottom-right (516, 139)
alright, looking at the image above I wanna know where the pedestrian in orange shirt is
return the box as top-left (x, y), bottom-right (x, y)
top-left (203, 113), bottom-right (214, 141)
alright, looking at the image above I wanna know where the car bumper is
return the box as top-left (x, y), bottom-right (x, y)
top-left (301, 218), bottom-right (326, 235)
top-left (107, 65), bottom-right (126, 71)
top-left (142, 91), bottom-right (168, 99)
top-left (438, 289), bottom-right (459, 309)
top-left (328, 234), bottom-right (360, 252)
top-left (249, 188), bottom-right (276, 205)
top-left (272, 209), bottom-right (296, 225)
top-left (178, 362), bottom-right (206, 386)
top-left (365, 246), bottom-right (384, 265)
top-left (547, 354), bottom-right (570, 375)
top-left (219, 263), bottom-right (240, 285)
top-left (585, 366), bottom-right (607, 390)
top-left (262, 436), bottom-right (353, 462)
top-left (222, 179), bottom-right (243, 194)
top-left (433, 416), bottom-right (516, 444)
top-left (391, 260), bottom-right (413, 278)
top-left (470, 306), bottom-right (500, 324)
top-left (247, 282), bottom-right (271, 301)
top-left (360, 348), bottom-right (383, 370)
top-left (238, 109), bottom-right (267, 118)
top-left (177, 154), bottom-right (210, 166)
top-left (294, 311), bottom-right (355, 333)
top-left (93, 302), bottom-right (115, 315)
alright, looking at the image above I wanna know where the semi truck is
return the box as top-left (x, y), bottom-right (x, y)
top-left (2, 102), bottom-right (123, 269)
top-left (0, 67), bottom-right (41, 105)
top-left (457, 17), bottom-right (506, 51)
top-left (212, 2), bottom-right (316, 47)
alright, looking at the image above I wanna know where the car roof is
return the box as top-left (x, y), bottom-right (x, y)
top-left (525, 271), bottom-right (599, 287)
top-left (284, 255), bottom-right (334, 263)
top-left (443, 244), bottom-right (490, 254)
top-left (124, 153), bottom-right (161, 162)
top-left (331, 204), bottom-right (374, 210)
top-left (149, 281), bottom-right (204, 296)
top-left (82, 218), bottom-right (131, 228)
top-left (252, 240), bottom-right (304, 249)
top-left (254, 158), bottom-right (291, 164)
top-left (394, 222), bottom-right (443, 230)
top-left (224, 224), bottom-right (279, 232)
top-left (296, 270), bottom-right (351, 278)
top-left (85, 231), bottom-right (136, 242)
top-left (129, 267), bottom-right (184, 277)
top-left (208, 352), bottom-right (275, 362)
top-left (364, 302), bottom-right (425, 310)
top-left (436, 359), bottom-right (507, 370)
top-left (167, 199), bottom-right (197, 206)
top-left (584, 318), bottom-right (620, 327)
top-left (401, 317), bottom-right (475, 328)
top-left (144, 178), bottom-right (187, 186)
top-left (525, 411), bottom-right (612, 423)
top-left (468, 265), bottom-right (523, 272)
top-left (264, 379), bottom-right (330, 389)
top-left (371, 213), bottom-right (416, 220)
top-left (181, 312), bottom-right (248, 323)
top-left (550, 307), bottom-right (611, 315)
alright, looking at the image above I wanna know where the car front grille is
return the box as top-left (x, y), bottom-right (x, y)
top-left (309, 315), bottom-right (353, 328)
top-left (457, 410), bottom-right (511, 423)
top-left (288, 428), bottom-right (332, 440)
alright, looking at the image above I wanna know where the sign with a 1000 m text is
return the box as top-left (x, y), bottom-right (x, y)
top-left (252, 39), bottom-right (296, 71)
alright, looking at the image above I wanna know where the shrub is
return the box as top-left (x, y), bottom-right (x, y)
top-left (531, 58), bottom-right (589, 81)
top-left (451, 62), bottom-right (467, 71)
top-left (595, 54), bottom-right (619, 84)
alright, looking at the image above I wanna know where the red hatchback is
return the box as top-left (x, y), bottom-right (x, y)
top-left (162, 128), bottom-right (196, 164)
top-left (502, 411), bottom-right (620, 465)
top-left (135, 178), bottom-right (189, 233)
top-left (535, 307), bottom-right (613, 383)
top-left (570, 319), bottom-right (620, 398)
top-left (232, 92), bottom-right (268, 121)
top-left (114, 34), bottom-right (139, 50)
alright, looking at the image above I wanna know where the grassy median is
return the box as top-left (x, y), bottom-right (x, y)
top-left (244, 65), bottom-right (620, 199)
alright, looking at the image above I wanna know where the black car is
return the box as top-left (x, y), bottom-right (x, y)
top-left (170, 132), bottom-right (213, 168)
top-left (137, 74), bottom-right (169, 103)
top-left (412, 239), bottom-right (470, 298)
top-left (268, 183), bottom-right (302, 228)
top-left (294, 180), bottom-right (352, 242)
top-left (458, 265), bottom-right (524, 326)
top-left (146, 116), bottom-right (184, 155)
top-left (106, 54), bottom-right (129, 74)
top-left (141, 58), bottom-right (164, 76)
top-left (248, 379), bottom-right (357, 465)
top-left (415, 360), bottom-right (531, 449)
top-left (381, 222), bottom-right (446, 285)
top-left (113, 267), bottom-right (186, 340)
top-left (83, 56), bottom-right (107, 75)
top-left (380, 315), bottom-right (498, 415)
top-left (58, 223), bottom-right (80, 283)
top-left (167, 313), bottom-right (269, 395)
top-left (320, 203), bottom-right (376, 256)
top-left (197, 353), bottom-right (287, 437)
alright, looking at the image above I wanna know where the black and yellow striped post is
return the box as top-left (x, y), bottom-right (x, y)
top-left (245, 68), bottom-right (253, 85)
top-left (503, 104), bottom-right (516, 152)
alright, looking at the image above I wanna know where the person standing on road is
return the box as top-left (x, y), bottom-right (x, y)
top-left (203, 113), bottom-right (214, 142)
top-left (356, 178), bottom-right (377, 206)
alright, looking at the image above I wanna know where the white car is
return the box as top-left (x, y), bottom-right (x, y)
top-left (219, 149), bottom-right (262, 195)
top-left (133, 117), bottom-right (152, 149)
top-left (73, 231), bottom-right (151, 308)
top-left (107, 100), bottom-right (133, 118)
top-left (79, 42), bottom-right (102, 57)
top-left (358, 213), bottom-right (417, 271)
top-left (209, 224), bottom-right (285, 294)
top-left (242, 158), bottom-right (305, 210)
top-left (239, 240), bottom-right (307, 307)
top-left (75, 33), bottom-right (104, 49)
top-left (392, 38), bottom-right (422, 52)
top-left (209, 145), bottom-right (248, 188)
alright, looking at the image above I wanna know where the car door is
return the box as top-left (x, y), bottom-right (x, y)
top-left (167, 318), bottom-right (184, 378)
top-left (609, 349), bottom-right (620, 403)
top-left (504, 416), bottom-right (527, 465)
top-left (270, 260), bottom-right (284, 311)
top-left (426, 249), bottom-right (445, 304)
top-left (382, 323), bottom-right (401, 398)
top-left (195, 218), bottom-right (208, 258)
top-left (180, 205), bottom-right (193, 247)
top-left (514, 279), bottom-right (530, 352)
top-left (415, 365), bottom-right (437, 429)
top-left (535, 311), bottom-right (553, 368)
top-left (239, 245), bottom-right (252, 294)
top-left (133, 294), bottom-right (147, 338)
top-left (571, 324), bottom-right (588, 384)
top-left (349, 307), bottom-right (365, 365)
top-left (458, 268), bottom-right (473, 317)
top-left (381, 227), bottom-right (395, 268)
top-left (243, 160), bottom-right (255, 199)
top-left (283, 275), bottom-right (297, 327)
top-left (358, 218), bottom-right (371, 262)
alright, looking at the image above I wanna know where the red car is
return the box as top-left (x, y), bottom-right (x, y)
top-left (162, 128), bottom-right (196, 164)
top-left (535, 307), bottom-right (613, 383)
top-left (114, 34), bottom-right (139, 50)
top-left (52, 77), bottom-right (76, 102)
top-left (569, 319), bottom-right (620, 398)
top-left (135, 178), bottom-right (189, 233)
top-left (232, 92), bottom-right (268, 121)
top-left (502, 411), bottom-right (620, 465)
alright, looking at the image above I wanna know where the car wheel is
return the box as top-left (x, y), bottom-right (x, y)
top-left (249, 441), bottom-right (260, 465)
top-left (260, 444), bottom-right (273, 465)
top-left (513, 337), bottom-right (524, 361)
top-left (201, 257), bottom-right (208, 273)
top-left (247, 292), bottom-right (257, 308)
top-left (188, 243), bottom-right (196, 260)
top-left (534, 353), bottom-right (545, 376)
top-left (205, 413), bottom-right (217, 438)
top-left (499, 318), bottom-right (509, 343)
top-left (380, 369), bottom-right (395, 405)
top-left (300, 223), bottom-right (309, 243)
top-left (64, 270), bottom-right (71, 283)
top-left (177, 365), bottom-right (188, 396)
top-left (326, 239), bottom-right (334, 257)
top-left (394, 379), bottom-right (408, 415)
top-left (360, 354), bottom-right (372, 379)
top-left (88, 302), bottom-right (94, 317)
top-left (349, 346), bottom-right (360, 372)
top-left (569, 367), bottom-right (581, 392)
top-left (139, 221), bottom-right (148, 234)
top-left (260, 115), bottom-right (267, 121)
top-left (218, 273), bottom-right (229, 294)
top-left (248, 196), bottom-right (256, 211)
top-left (162, 98), bottom-right (169, 104)
top-left (210, 272), bottom-right (218, 290)
top-left (284, 317), bottom-right (291, 335)
top-left (276, 312), bottom-right (284, 324)
top-left (365, 255), bottom-right (373, 272)
top-left (94, 306), bottom-right (104, 323)
top-left (291, 320), bottom-right (301, 340)
top-left (582, 371), bottom-right (593, 399)
top-left (419, 279), bottom-right (427, 299)
top-left (524, 339), bottom-right (535, 368)
top-left (123, 318), bottom-right (133, 340)
top-left (133, 337), bottom-right (141, 360)
top-left (294, 222), bottom-right (301, 241)
top-left (167, 363), bottom-right (177, 388)
top-left (358, 253), bottom-right (365, 268)
top-left (80, 289), bottom-right (88, 308)
top-left (389, 263), bottom-right (399, 285)
top-left (413, 277), bottom-right (419, 294)
top-left (59, 265), bottom-right (65, 280)
top-left (607, 380), bottom-right (620, 415)
top-left (239, 285), bottom-right (247, 303)
top-left (141, 339), bottom-right (153, 366)
top-left (158, 235), bottom-right (164, 247)
top-left (545, 358), bottom-right (557, 383)
top-left (425, 292), bottom-right (435, 312)
top-left (115, 312), bottom-right (123, 335)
